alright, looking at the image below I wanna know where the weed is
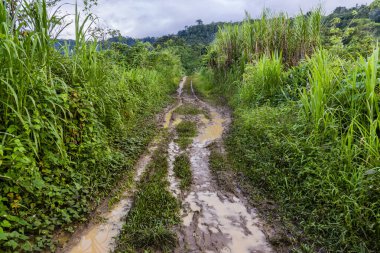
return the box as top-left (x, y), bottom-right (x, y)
top-left (209, 148), bottom-right (227, 173)
top-left (173, 153), bottom-right (192, 190)
top-left (174, 104), bottom-right (207, 117)
top-left (115, 146), bottom-right (180, 252)
top-left (175, 121), bottom-right (197, 149)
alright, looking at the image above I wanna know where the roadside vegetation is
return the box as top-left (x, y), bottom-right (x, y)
top-left (0, 1), bottom-right (181, 251)
top-left (115, 144), bottom-right (180, 253)
top-left (174, 104), bottom-right (206, 117)
top-left (173, 154), bottom-right (192, 190)
top-left (209, 147), bottom-right (228, 173)
top-left (175, 121), bottom-right (197, 149)
top-left (199, 4), bottom-right (380, 252)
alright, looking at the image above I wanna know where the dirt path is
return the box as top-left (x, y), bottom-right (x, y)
top-left (59, 77), bottom-right (272, 253)
top-left (167, 78), bottom-right (273, 253)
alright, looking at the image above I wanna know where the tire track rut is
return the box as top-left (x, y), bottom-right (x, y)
top-left (168, 78), bottom-right (273, 253)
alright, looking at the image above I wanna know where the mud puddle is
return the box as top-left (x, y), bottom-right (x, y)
top-left (171, 80), bottom-right (273, 253)
top-left (163, 77), bottom-right (186, 129)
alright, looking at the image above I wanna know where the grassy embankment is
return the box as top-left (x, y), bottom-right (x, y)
top-left (197, 9), bottom-right (380, 252)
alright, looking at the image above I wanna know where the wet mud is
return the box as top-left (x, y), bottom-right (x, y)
top-left (168, 79), bottom-right (273, 253)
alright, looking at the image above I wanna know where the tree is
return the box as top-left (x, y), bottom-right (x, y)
top-left (369, 8), bottom-right (380, 22)
top-left (196, 19), bottom-right (203, 25)
top-left (369, 0), bottom-right (380, 22)
top-left (370, 0), bottom-right (380, 9)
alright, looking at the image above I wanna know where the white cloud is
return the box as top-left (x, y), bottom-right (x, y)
top-left (58, 0), bottom-right (370, 39)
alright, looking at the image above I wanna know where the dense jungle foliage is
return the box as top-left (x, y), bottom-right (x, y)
top-left (197, 2), bottom-right (380, 252)
top-left (158, 2), bottom-right (380, 74)
top-left (0, 1), bottom-right (181, 251)
top-left (152, 21), bottom-right (226, 75)
top-left (59, 2), bottom-right (380, 76)
top-left (2, 0), bottom-right (380, 252)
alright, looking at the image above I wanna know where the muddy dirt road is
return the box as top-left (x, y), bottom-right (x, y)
top-left (60, 77), bottom-right (272, 253)
top-left (168, 78), bottom-right (272, 253)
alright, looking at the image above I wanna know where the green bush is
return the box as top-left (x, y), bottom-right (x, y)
top-left (238, 53), bottom-right (284, 107)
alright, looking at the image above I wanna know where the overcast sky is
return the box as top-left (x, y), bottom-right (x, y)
top-left (59, 0), bottom-right (370, 39)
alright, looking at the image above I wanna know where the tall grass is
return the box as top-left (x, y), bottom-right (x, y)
top-left (0, 1), bottom-right (181, 251)
top-left (362, 48), bottom-right (379, 163)
top-left (209, 9), bottom-right (321, 70)
top-left (300, 47), bottom-right (380, 163)
top-left (207, 9), bottom-right (321, 97)
top-left (300, 49), bottom-right (340, 131)
top-left (238, 52), bottom-right (284, 106)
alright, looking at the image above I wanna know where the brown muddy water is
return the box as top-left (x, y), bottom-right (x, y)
top-left (163, 77), bottom-right (185, 129)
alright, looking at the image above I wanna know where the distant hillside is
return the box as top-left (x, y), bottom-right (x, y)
top-left (55, 20), bottom-right (230, 50)
top-left (107, 36), bottom-right (156, 46)
top-left (176, 21), bottom-right (230, 45)
top-left (55, 39), bottom-right (76, 50)
top-left (55, 3), bottom-right (380, 70)
top-left (55, 36), bottom-right (156, 51)
top-left (322, 2), bottom-right (380, 56)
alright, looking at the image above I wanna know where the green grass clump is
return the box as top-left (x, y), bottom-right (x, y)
top-left (115, 147), bottom-right (180, 252)
top-left (174, 104), bottom-right (206, 117)
top-left (173, 154), bottom-right (192, 190)
top-left (175, 121), bottom-right (197, 149)
top-left (209, 149), bottom-right (227, 173)
top-left (238, 53), bottom-right (285, 107)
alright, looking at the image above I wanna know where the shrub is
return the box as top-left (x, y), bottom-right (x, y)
top-left (238, 53), bottom-right (284, 106)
